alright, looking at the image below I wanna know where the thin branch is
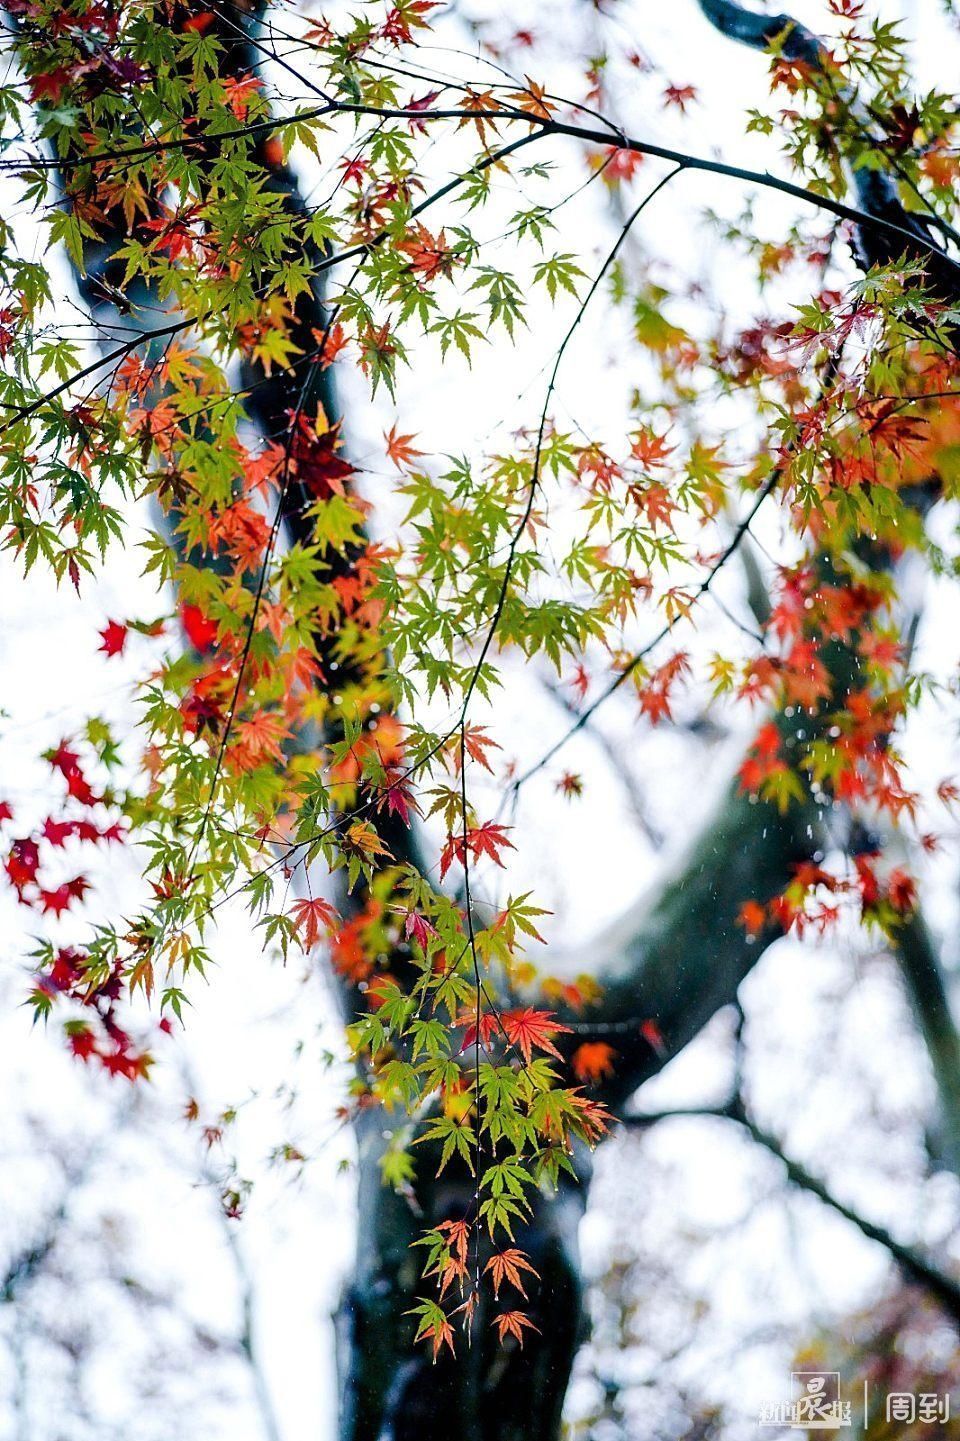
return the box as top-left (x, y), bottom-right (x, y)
top-left (4, 99), bottom-right (958, 275)
top-left (508, 464), bottom-right (782, 794)
top-left (539, 675), bottom-right (664, 847)
top-left (623, 1100), bottom-right (960, 1323)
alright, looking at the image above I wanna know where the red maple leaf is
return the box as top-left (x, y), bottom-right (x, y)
top-left (98, 620), bottom-right (128, 657)
top-left (501, 1008), bottom-right (571, 1064)
top-left (640, 1019), bottom-right (667, 1057)
top-left (468, 822), bottom-right (515, 868)
top-left (339, 154), bottom-right (369, 186)
top-left (601, 146), bottom-right (645, 183)
top-left (65, 768), bottom-right (97, 806)
top-left (47, 741), bottom-right (81, 777)
top-left (459, 726), bottom-right (500, 774)
top-left (397, 225), bottom-right (458, 282)
top-left (29, 65), bottom-right (73, 103)
top-left (663, 83), bottom-right (697, 112)
top-left (42, 818), bottom-right (75, 847)
top-left (289, 896), bottom-right (339, 950)
top-left (460, 1010), bottom-right (500, 1055)
top-left (439, 822), bottom-right (515, 880)
top-left (737, 899), bottom-right (767, 937)
top-left (5, 837), bottom-right (40, 891)
top-left (403, 909), bottom-right (438, 949)
top-left (181, 604), bottom-right (218, 652)
top-left (68, 1027), bottom-right (97, 1060)
top-left (290, 411), bottom-right (355, 497)
top-left (312, 321), bottom-right (350, 369)
top-left (406, 88), bottom-right (442, 133)
top-left (222, 73), bottom-right (261, 121)
top-left (39, 883), bottom-right (75, 916)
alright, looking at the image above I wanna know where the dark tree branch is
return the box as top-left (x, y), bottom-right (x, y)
top-left (623, 1099), bottom-right (960, 1325)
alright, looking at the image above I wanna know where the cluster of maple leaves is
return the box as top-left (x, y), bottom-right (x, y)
top-left (1, 738), bottom-right (154, 1076)
top-left (2, 0), bottom-right (960, 1360)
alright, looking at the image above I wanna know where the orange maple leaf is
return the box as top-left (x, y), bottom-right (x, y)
top-left (485, 1248), bottom-right (538, 1299)
top-left (420, 1313), bottom-right (455, 1360)
top-left (493, 1310), bottom-right (540, 1347)
top-left (507, 76), bottom-right (557, 121)
top-left (454, 725), bottom-right (500, 775)
top-left (384, 423), bottom-right (425, 471)
top-left (737, 899), bottom-right (767, 938)
top-left (571, 1041), bottom-right (616, 1084)
top-left (221, 73), bottom-right (261, 121)
top-left (396, 225), bottom-right (459, 282)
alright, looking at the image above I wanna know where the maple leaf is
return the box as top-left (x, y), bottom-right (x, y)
top-left (345, 822), bottom-right (392, 860)
top-left (403, 909), bottom-right (438, 949)
top-left (42, 818), bottom-right (75, 848)
top-left (47, 741), bottom-right (81, 777)
top-left (571, 1041), bottom-right (616, 1084)
top-left (640, 1019), bottom-right (667, 1057)
top-left (378, 769), bottom-right (422, 826)
top-left (737, 899), bottom-right (767, 938)
top-left (68, 1027), bottom-right (97, 1060)
top-left (507, 76), bottom-right (557, 121)
top-left (222, 73), bottom-right (261, 121)
top-left (468, 822), bottom-right (515, 869)
top-left (230, 711), bottom-right (290, 771)
top-left (663, 84), bottom-right (697, 112)
top-left (555, 771), bottom-right (583, 799)
top-left (66, 768), bottom-right (97, 805)
top-left (459, 726), bottom-right (500, 775)
top-left (397, 225), bottom-right (458, 282)
top-left (485, 1248), bottom-right (538, 1299)
top-left (887, 869), bottom-right (917, 915)
top-left (566, 1090), bottom-right (611, 1143)
top-left (428, 1218), bottom-right (471, 1298)
top-left (98, 620), bottom-right (128, 657)
top-left (599, 146), bottom-right (645, 184)
top-left (181, 604), bottom-right (218, 652)
top-left (406, 88), bottom-right (441, 134)
top-left (384, 423), bottom-right (425, 471)
top-left (289, 896), bottom-right (339, 950)
top-left (501, 1008), bottom-right (571, 1064)
top-left (409, 1293), bottom-right (457, 1360)
top-left (39, 882), bottom-right (80, 916)
top-left (290, 409), bottom-right (355, 497)
top-left (440, 822), bottom-right (515, 881)
top-left (492, 1310), bottom-right (540, 1347)
top-left (29, 65), bottom-right (73, 103)
top-left (5, 837), bottom-right (40, 891)
top-left (339, 154), bottom-right (369, 187)
top-left (460, 1010), bottom-right (500, 1055)
top-left (937, 780), bottom-right (960, 807)
top-left (312, 321), bottom-right (349, 369)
